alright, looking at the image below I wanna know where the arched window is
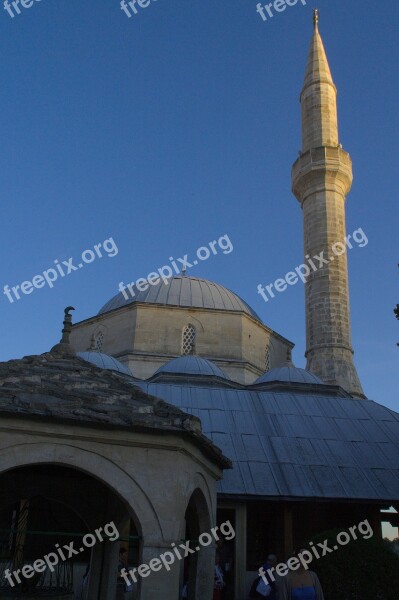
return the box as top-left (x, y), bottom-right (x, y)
top-left (95, 331), bottom-right (104, 352)
top-left (182, 324), bottom-right (196, 355)
top-left (265, 346), bottom-right (270, 371)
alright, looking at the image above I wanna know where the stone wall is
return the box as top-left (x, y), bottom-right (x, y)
top-left (71, 304), bottom-right (292, 384)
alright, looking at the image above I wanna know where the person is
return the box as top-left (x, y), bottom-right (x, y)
top-left (216, 539), bottom-right (233, 599)
top-left (278, 549), bottom-right (324, 600)
top-left (250, 553), bottom-right (278, 599)
top-left (118, 547), bottom-right (128, 572)
top-left (181, 554), bottom-right (190, 598)
top-left (116, 548), bottom-right (129, 599)
top-left (213, 553), bottom-right (226, 600)
top-left (263, 554), bottom-right (278, 599)
top-left (80, 563), bottom-right (90, 600)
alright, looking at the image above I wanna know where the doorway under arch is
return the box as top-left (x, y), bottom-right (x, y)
top-left (0, 464), bottom-right (141, 600)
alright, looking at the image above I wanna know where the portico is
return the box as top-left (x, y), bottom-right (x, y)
top-left (0, 340), bottom-right (229, 599)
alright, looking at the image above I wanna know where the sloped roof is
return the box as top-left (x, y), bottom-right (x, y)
top-left (136, 380), bottom-right (399, 502)
top-left (0, 352), bottom-right (230, 469)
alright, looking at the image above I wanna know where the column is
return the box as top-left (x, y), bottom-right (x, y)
top-left (235, 504), bottom-right (247, 600)
top-left (283, 504), bottom-right (293, 559)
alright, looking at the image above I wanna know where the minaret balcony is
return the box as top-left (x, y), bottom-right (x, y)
top-left (292, 145), bottom-right (353, 204)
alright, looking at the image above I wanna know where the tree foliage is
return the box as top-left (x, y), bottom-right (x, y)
top-left (306, 529), bottom-right (399, 600)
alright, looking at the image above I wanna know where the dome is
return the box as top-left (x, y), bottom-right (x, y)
top-left (99, 276), bottom-right (261, 321)
top-left (154, 356), bottom-right (229, 379)
top-left (255, 366), bottom-right (324, 385)
top-left (77, 352), bottom-right (132, 376)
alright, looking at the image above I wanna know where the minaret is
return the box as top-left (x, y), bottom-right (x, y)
top-left (292, 11), bottom-right (364, 398)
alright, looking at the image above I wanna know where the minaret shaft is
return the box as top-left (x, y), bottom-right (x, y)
top-left (292, 16), bottom-right (364, 398)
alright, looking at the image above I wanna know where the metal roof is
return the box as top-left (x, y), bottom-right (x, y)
top-left (255, 366), bottom-right (324, 385)
top-left (135, 380), bottom-right (399, 502)
top-left (98, 276), bottom-right (261, 321)
top-left (0, 352), bottom-right (230, 470)
top-left (155, 356), bottom-right (229, 379)
top-left (77, 351), bottom-right (132, 375)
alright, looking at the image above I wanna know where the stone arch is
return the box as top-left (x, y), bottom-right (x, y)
top-left (0, 441), bottom-right (163, 542)
top-left (183, 484), bottom-right (214, 600)
top-left (186, 472), bottom-right (215, 525)
top-left (184, 315), bottom-right (205, 333)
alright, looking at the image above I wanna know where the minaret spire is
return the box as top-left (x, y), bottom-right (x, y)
top-left (301, 9), bottom-right (337, 152)
top-left (313, 8), bottom-right (319, 30)
top-left (292, 14), bottom-right (364, 398)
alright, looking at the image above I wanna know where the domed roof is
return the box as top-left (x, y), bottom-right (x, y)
top-left (255, 366), bottom-right (324, 385)
top-left (154, 356), bottom-right (229, 379)
top-left (98, 276), bottom-right (261, 321)
top-left (77, 352), bottom-right (132, 376)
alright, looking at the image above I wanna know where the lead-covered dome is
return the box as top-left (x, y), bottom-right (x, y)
top-left (99, 276), bottom-right (261, 321)
top-left (255, 366), bottom-right (324, 385)
top-left (77, 352), bottom-right (132, 376)
top-left (154, 356), bottom-right (229, 379)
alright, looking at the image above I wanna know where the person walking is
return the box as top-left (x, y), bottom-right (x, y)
top-left (278, 549), bottom-right (324, 600)
top-left (213, 553), bottom-right (226, 600)
top-left (250, 553), bottom-right (278, 599)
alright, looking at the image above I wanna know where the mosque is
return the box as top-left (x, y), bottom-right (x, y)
top-left (0, 12), bottom-right (398, 600)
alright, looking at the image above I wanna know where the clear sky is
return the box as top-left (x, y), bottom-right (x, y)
top-left (0, 0), bottom-right (398, 411)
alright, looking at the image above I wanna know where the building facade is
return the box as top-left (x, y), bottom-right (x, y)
top-left (0, 13), bottom-right (398, 600)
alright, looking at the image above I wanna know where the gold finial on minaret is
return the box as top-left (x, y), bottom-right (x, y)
top-left (313, 9), bottom-right (319, 29)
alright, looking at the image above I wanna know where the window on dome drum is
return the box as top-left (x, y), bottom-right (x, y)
top-left (265, 347), bottom-right (270, 371)
top-left (95, 331), bottom-right (104, 352)
top-left (182, 324), bottom-right (196, 355)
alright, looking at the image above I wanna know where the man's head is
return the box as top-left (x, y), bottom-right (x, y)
top-left (267, 554), bottom-right (278, 567)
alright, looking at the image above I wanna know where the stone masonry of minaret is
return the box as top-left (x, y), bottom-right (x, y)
top-left (292, 12), bottom-right (364, 398)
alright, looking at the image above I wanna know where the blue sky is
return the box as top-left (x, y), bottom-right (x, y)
top-left (0, 0), bottom-right (398, 411)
